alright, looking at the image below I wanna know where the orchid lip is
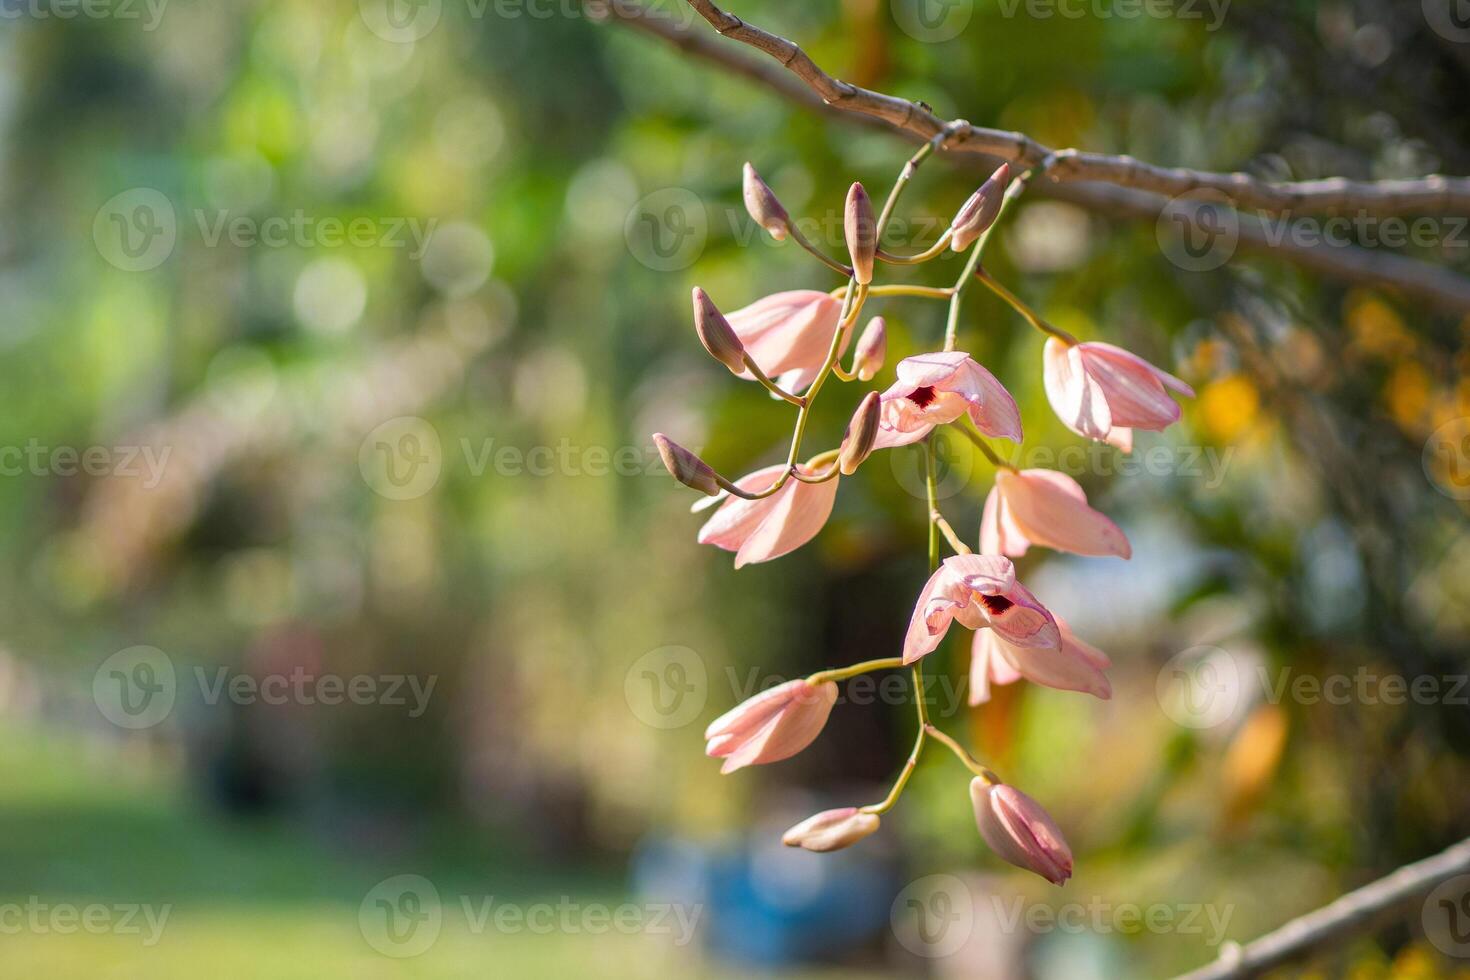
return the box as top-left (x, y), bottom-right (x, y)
top-left (907, 385), bottom-right (938, 408)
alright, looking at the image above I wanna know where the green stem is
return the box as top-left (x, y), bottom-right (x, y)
top-left (741, 354), bottom-right (806, 406)
top-left (952, 422), bottom-right (1017, 470)
top-left (942, 159), bottom-right (1051, 352)
top-left (973, 266), bottom-right (1078, 344)
top-left (876, 229), bottom-right (953, 266)
top-left (787, 223), bottom-right (854, 278)
top-left (807, 657), bottom-right (906, 686)
top-left (924, 724), bottom-right (998, 783)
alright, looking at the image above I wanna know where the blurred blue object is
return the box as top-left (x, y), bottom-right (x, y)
top-left (632, 827), bottom-right (902, 967)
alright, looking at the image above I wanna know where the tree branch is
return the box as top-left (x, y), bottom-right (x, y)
top-left (1173, 836), bottom-right (1470, 979)
top-left (678, 0), bottom-right (1470, 217)
top-left (591, 0), bottom-right (1470, 314)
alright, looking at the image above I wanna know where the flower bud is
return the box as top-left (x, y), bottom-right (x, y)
top-left (742, 162), bottom-right (790, 241)
top-left (653, 433), bottom-right (721, 497)
top-left (951, 163), bottom-right (1010, 252)
top-left (692, 287), bottom-right (747, 375)
top-left (844, 182), bottom-right (876, 284)
top-left (839, 391), bottom-right (881, 475)
top-left (783, 807), bottom-right (881, 852)
top-left (705, 678), bottom-right (839, 773)
top-left (970, 779), bottom-right (1073, 885)
top-left (851, 317), bottom-right (887, 381)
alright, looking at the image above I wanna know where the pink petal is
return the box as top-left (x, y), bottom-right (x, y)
top-left (957, 359), bottom-right (1023, 442)
top-left (997, 469), bottom-right (1131, 559)
top-left (696, 464), bottom-right (787, 551)
top-left (1076, 342), bottom-right (1183, 431)
top-left (992, 630), bottom-right (1112, 700)
top-left (969, 629), bottom-right (1023, 706)
top-left (704, 677), bottom-right (806, 743)
top-left (719, 680), bottom-right (837, 772)
top-left (974, 579), bottom-right (1060, 649)
top-left (1043, 338), bottom-right (1112, 442)
top-left (980, 482), bottom-right (1032, 557)
top-left (894, 350), bottom-right (970, 388)
top-left (728, 291), bottom-right (845, 391)
top-left (733, 467), bottom-right (839, 568)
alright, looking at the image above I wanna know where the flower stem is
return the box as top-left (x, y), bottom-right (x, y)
top-left (806, 657), bottom-right (906, 686)
top-left (942, 158), bottom-right (1052, 352)
top-left (972, 266), bottom-right (1078, 345)
top-left (876, 230), bottom-right (953, 266)
top-left (951, 422), bottom-right (1017, 471)
top-left (924, 724), bottom-right (998, 783)
top-left (787, 223), bottom-right (854, 278)
top-left (740, 353), bottom-right (806, 406)
top-left (931, 511), bottom-right (971, 555)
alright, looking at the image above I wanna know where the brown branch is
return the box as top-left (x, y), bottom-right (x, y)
top-left (678, 0), bottom-right (1470, 217)
top-left (592, 0), bottom-right (1470, 315)
top-left (1172, 836), bottom-right (1470, 979)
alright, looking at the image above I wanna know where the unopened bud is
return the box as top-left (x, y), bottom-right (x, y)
top-left (692, 287), bottom-right (747, 374)
top-left (844, 182), bottom-right (876, 284)
top-left (742, 162), bottom-right (790, 241)
top-left (783, 807), bottom-right (881, 852)
top-left (951, 163), bottom-right (1010, 252)
top-left (654, 433), bottom-right (721, 496)
top-left (851, 317), bottom-right (887, 381)
top-left (839, 391), bottom-right (882, 475)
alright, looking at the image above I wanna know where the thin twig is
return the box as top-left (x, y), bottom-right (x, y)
top-left (1172, 836), bottom-right (1470, 979)
top-left (678, 0), bottom-right (1470, 216)
top-left (590, 0), bottom-right (1470, 314)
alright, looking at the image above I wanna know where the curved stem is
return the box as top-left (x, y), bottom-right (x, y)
top-left (924, 724), bottom-right (998, 783)
top-left (876, 229), bottom-right (953, 265)
top-left (973, 266), bottom-right (1078, 344)
top-left (943, 159), bottom-right (1052, 351)
top-left (741, 353), bottom-right (806, 406)
top-left (931, 511), bottom-right (971, 555)
top-left (831, 283), bottom-right (953, 300)
top-left (787, 223), bottom-right (854, 278)
top-left (807, 657), bottom-right (906, 686)
top-left (951, 422), bottom-right (1018, 471)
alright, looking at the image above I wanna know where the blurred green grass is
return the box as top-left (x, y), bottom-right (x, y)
top-left (0, 721), bottom-right (877, 979)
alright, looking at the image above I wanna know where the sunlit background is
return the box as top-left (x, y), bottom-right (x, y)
top-left (2, 0), bottom-right (1469, 976)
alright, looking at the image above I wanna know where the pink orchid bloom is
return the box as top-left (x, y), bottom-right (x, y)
top-left (971, 780), bottom-right (1074, 885)
top-left (970, 616), bottom-right (1111, 705)
top-left (727, 290), bottom-right (848, 394)
top-left (902, 555), bottom-right (1059, 664)
top-left (1043, 338), bottom-right (1194, 451)
top-left (704, 678), bottom-right (838, 774)
top-left (873, 351), bottom-right (1022, 449)
top-left (980, 468), bottom-right (1131, 559)
top-left (695, 463), bottom-right (838, 568)
top-left (783, 807), bottom-right (881, 852)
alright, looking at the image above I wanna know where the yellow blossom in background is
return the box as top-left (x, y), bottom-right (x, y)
top-left (1199, 374), bottom-right (1260, 443)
